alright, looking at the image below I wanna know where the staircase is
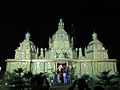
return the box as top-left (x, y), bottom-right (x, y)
top-left (49, 83), bottom-right (77, 90)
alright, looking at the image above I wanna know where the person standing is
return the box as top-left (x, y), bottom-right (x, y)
top-left (63, 72), bottom-right (67, 84)
top-left (43, 75), bottom-right (50, 90)
top-left (57, 73), bottom-right (61, 83)
top-left (77, 77), bottom-right (91, 90)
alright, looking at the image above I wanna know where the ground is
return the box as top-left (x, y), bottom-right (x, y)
top-left (0, 81), bottom-right (76, 90)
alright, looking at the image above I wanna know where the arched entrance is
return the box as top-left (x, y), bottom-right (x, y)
top-left (54, 63), bottom-right (70, 84)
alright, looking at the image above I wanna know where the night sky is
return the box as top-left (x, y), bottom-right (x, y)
top-left (2, 1), bottom-right (120, 72)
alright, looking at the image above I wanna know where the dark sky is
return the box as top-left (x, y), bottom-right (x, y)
top-left (2, 1), bottom-right (120, 71)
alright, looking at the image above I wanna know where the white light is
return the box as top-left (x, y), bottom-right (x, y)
top-left (102, 47), bottom-right (105, 50)
top-left (0, 67), bottom-right (1, 71)
top-left (37, 62), bottom-right (40, 65)
top-left (5, 83), bottom-right (8, 86)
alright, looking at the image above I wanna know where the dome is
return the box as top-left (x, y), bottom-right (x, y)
top-left (88, 39), bottom-right (101, 45)
top-left (52, 19), bottom-right (70, 41)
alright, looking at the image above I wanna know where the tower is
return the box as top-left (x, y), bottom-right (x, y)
top-left (45, 19), bottom-right (77, 59)
top-left (15, 32), bottom-right (38, 60)
top-left (85, 32), bottom-right (108, 60)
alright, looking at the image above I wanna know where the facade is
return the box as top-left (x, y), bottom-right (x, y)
top-left (5, 19), bottom-right (117, 79)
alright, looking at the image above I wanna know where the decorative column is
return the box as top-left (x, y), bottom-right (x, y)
top-left (40, 48), bottom-right (43, 58)
top-left (44, 62), bottom-right (45, 72)
top-left (79, 62), bottom-right (81, 75)
top-left (36, 47), bottom-right (39, 59)
top-left (55, 62), bottom-right (57, 72)
top-left (79, 48), bottom-right (82, 59)
top-left (76, 48), bottom-right (78, 58)
top-left (114, 62), bottom-right (117, 73)
top-left (96, 61), bottom-right (99, 74)
top-left (90, 61), bottom-right (93, 77)
top-left (44, 48), bottom-right (47, 58)
top-left (84, 47), bottom-right (87, 57)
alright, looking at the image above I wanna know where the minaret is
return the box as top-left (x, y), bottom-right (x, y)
top-left (58, 19), bottom-right (64, 29)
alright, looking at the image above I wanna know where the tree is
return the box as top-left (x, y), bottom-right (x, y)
top-left (23, 71), bottom-right (33, 90)
top-left (96, 70), bottom-right (120, 90)
top-left (14, 68), bottom-right (24, 78)
top-left (69, 66), bottom-right (76, 82)
top-left (5, 68), bottom-right (25, 90)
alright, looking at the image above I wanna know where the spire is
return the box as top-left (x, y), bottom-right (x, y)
top-left (49, 37), bottom-right (52, 49)
top-left (71, 24), bottom-right (76, 47)
top-left (58, 19), bottom-right (64, 29)
top-left (84, 47), bottom-right (87, 54)
top-left (92, 31), bottom-right (97, 40)
top-left (25, 25), bottom-right (31, 40)
top-left (25, 32), bottom-right (30, 40)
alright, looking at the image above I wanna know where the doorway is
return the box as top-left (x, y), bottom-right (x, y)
top-left (56, 63), bottom-right (67, 83)
top-left (57, 63), bottom-right (66, 73)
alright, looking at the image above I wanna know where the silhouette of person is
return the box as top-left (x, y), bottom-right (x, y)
top-left (53, 72), bottom-right (58, 84)
top-left (68, 80), bottom-right (77, 90)
top-left (66, 72), bottom-right (70, 83)
top-left (60, 71), bottom-right (64, 83)
top-left (43, 75), bottom-right (50, 90)
top-left (77, 77), bottom-right (90, 90)
top-left (31, 73), bottom-right (44, 90)
top-left (94, 86), bottom-right (104, 90)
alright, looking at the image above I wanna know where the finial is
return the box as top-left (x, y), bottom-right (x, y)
top-left (25, 32), bottom-right (30, 40)
top-left (58, 19), bottom-right (64, 29)
top-left (92, 30), bottom-right (97, 40)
